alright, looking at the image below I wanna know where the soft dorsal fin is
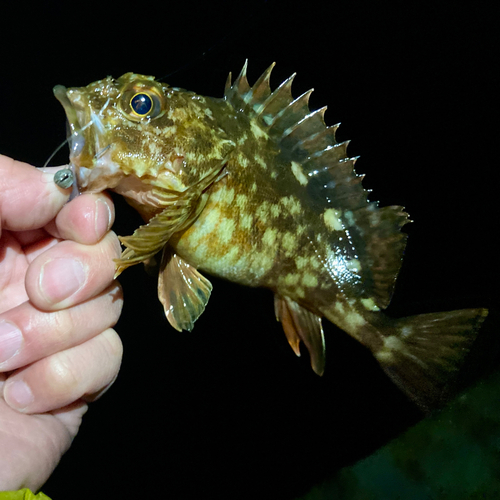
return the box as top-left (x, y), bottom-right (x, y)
top-left (225, 62), bottom-right (411, 309)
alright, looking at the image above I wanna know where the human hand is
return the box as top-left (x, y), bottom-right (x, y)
top-left (0, 155), bottom-right (123, 491)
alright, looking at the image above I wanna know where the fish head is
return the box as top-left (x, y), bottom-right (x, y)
top-left (54, 73), bottom-right (193, 205)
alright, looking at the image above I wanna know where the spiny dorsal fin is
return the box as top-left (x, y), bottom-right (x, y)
top-left (246, 62), bottom-right (275, 110)
top-left (224, 62), bottom-right (411, 309)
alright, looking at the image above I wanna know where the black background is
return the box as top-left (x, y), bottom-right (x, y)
top-left (1, 2), bottom-right (497, 498)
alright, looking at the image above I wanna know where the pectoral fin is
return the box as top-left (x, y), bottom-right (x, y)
top-left (114, 198), bottom-right (194, 277)
top-left (274, 295), bottom-right (325, 375)
top-left (158, 248), bottom-right (212, 332)
top-left (114, 165), bottom-right (224, 277)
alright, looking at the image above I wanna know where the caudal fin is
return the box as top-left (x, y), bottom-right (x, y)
top-left (374, 308), bottom-right (488, 411)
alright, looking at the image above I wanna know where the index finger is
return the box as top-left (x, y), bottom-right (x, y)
top-left (0, 154), bottom-right (70, 236)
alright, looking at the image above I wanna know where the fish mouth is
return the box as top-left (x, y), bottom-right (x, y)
top-left (54, 83), bottom-right (124, 194)
top-left (53, 85), bottom-right (88, 161)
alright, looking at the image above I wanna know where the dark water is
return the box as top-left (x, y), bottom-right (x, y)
top-left (305, 368), bottom-right (500, 499)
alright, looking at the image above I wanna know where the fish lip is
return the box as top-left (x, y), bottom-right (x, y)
top-left (53, 85), bottom-right (87, 160)
top-left (54, 85), bottom-right (78, 131)
top-left (54, 85), bottom-right (93, 194)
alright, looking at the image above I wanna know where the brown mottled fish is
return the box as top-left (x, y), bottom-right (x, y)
top-left (54, 62), bottom-right (487, 409)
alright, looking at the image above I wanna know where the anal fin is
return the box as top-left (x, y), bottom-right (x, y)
top-left (158, 248), bottom-right (212, 332)
top-left (274, 295), bottom-right (325, 375)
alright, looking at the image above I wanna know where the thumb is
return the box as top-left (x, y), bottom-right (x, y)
top-left (0, 155), bottom-right (71, 235)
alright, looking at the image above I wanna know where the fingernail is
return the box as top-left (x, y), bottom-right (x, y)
top-left (95, 198), bottom-right (112, 238)
top-left (40, 258), bottom-right (87, 304)
top-left (0, 321), bottom-right (23, 364)
top-left (5, 379), bottom-right (34, 411)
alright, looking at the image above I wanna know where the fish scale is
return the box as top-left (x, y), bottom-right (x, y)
top-left (54, 62), bottom-right (488, 410)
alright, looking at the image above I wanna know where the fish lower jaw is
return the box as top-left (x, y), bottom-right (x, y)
top-left (74, 158), bottom-right (125, 193)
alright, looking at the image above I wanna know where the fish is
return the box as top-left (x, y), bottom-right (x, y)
top-left (54, 62), bottom-right (488, 409)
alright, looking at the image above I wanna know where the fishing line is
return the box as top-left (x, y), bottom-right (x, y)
top-left (42, 114), bottom-right (96, 169)
top-left (42, 137), bottom-right (71, 169)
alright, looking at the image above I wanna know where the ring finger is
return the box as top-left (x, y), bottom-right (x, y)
top-left (0, 282), bottom-right (123, 372)
top-left (3, 327), bottom-right (123, 414)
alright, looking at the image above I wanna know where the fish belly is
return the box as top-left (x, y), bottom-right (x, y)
top-left (173, 181), bottom-right (279, 287)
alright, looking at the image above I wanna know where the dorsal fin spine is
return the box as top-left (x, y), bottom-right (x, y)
top-left (224, 72), bottom-right (232, 94)
top-left (267, 88), bottom-right (314, 137)
top-left (303, 141), bottom-right (350, 174)
top-left (246, 62), bottom-right (275, 108)
top-left (278, 106), bottom-right (328, 143)
top-left (234, 59), bottom-right (250, 96)
top-left (295, 124), bottom-right (341, 155)
top-left (257, 73), bottom-right (296, 120)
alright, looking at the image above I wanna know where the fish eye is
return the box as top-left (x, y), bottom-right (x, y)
top-left (118, 78), bottom-right (166, 122)
top-left (130, 93), bottom-right (153, 117)
top-left (122, 88), bottom-right (164, 121)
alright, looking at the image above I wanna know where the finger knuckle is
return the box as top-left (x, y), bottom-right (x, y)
top-left (46, 351), bottom-right (81, 394)
top-left (101, 328), bottom-right (123, 365)
top-left (48, 309), bottom-right (75, 343)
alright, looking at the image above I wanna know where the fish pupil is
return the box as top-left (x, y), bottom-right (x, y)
top-left (130, 93), bottom-right (153, 116)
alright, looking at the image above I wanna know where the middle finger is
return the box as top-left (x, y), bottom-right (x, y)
top-left (25, 231), bottom-right (121, 311)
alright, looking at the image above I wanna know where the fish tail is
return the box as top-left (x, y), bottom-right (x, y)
top-left (373, 308), bottom-right (488, 411)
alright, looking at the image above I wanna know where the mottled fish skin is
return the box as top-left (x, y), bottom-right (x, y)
top-left (54, 63), bottom-right (488, 410)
